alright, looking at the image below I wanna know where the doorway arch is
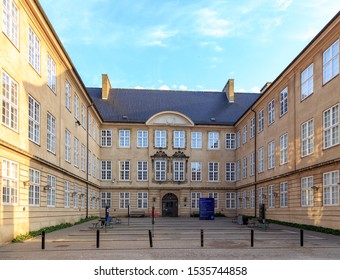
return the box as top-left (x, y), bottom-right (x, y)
top-left (162, 193), bottom-right (178, 217)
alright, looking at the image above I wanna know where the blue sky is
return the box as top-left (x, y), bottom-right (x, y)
top-left (39, 0), bottom-right (340, 92)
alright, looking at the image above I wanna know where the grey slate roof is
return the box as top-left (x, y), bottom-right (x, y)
top-left (87, 87), bottom-right (261, 126)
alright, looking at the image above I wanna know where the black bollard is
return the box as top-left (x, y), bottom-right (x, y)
top-left (201, 229), bottom-right (204, 247)
top-left (96, 229), bottom-right (100, 248)
top-left (41, 231), bottom-right (45, 250)
top-left (300, 229), bottom-right (304, 247)
top-left (251, 229), bottom-right (254, 247)
top-left (149, 230), bottom-right (153, 248)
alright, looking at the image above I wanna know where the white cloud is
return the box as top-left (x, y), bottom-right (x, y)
top-left (250, 86), bottom-right (261, 93)
top-left (201, 42), bottom-right (223, 52)
top-left (275, 0), bottom-right (293, 11)
top-left (159, 85), bottom-right (170, 90)
top-left (179, 85), bottom-right (188, 91)
top-left (139, 26), bottom-right (178, 47)
top-left (135, 86), bottom-right (144, 90)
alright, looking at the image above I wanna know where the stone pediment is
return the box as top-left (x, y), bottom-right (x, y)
top-left (146, 111), bottom-right (194, 126)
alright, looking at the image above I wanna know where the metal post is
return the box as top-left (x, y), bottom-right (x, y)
top-left (201, 229), bottom-right (204, 247)
top-left (41, 231), bottom-right (45, 250)
top-left (300, 229), bottom-right (304, 247)
top-left (251, 229), bottom-right (254, 247)
top-left (152, 206), bottom-right (155, 237)
top-left (149, 230), bottom-right (153, 248)
top-left (128, 204), bottom-right (130, 226)
top-left (96, 229), bottom-right (100, 248)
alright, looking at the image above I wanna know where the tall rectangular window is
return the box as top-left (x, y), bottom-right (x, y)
top-left (250, 189), bottom-right (255, 208)
top-left (2, 0), bottom-right (19, 47)
top-left (191, 132), bottom-right (202, 149)
top-left (47, 113), bottom-right (56, 153)
top-left (1, 71), bottom-right (18, 131)
top-left (301, 64), bottom-right (313, 100)
top-left (173, 161), bottom-right (185, 181)
top-left (323, 40), bottom-right (339, 84)
top-left (87, 150), bottom-right (91, 175)
top-left (81, 104), bottom-right (86, 129)
top-left (74, 137), bottom-right (79, 168)
top-left (119, 192), bottom-right (130, 209)
top-left (47, 54), bottom-right (57, 93)
top-left (258, 109), bottom-right (264, 132)
top-left (242, 157), bottom-right (247, 179)
top-left (243, 191), bottom-right (247, 209)
top-left (225, 133), bottom-right (236, 149)
top-left (81, 144), bottom-right (86, 172)
top-left (64, 181), bottom-right (70, 208)
top-left (208, 132), bottom-right (219, 149)
top-left (47, 174), bottom-right (56, 207)
top-left (258, 147), bottom-right (264, 173)
top-left (74, 94), bottom-right (79, 120)
top-left (208, 192), bottom-right (218, 209)
top-left (191, 162), bottom-right (202, 181)
top-left (155, 130), bottom-right (166, 148)
top-left (236, 160), bottom-right (241, 181)
top-left (28, 26), bottom-right (40, 73)
top-left (65, 129), bottom-right (71, 163)
top-left (258, 187), bottom-right (264, 205)
top-left (173, 131), bottom-right (185, 148)
top-left (29, 168), bottom-right (40, 206)
top-left (101, 130), bottom-right (112, 147)
top-left (243, 125), bottom-right (247, 144)
top-left (119, 161), bottom-right (130, 180)
top-left (119, 130), bottom-right (130, 148)
top-left (250, 117), bottom-right (255, 138)
top-left (65, 80), bottom-right (71, 111)
top-left (280, 182), bottom-right (288, 208)
top-left (73, 185), bottom-right (79, 208)
top-left (250, 152), bottom-right (255, 177)
top-left (236, 131), bottom-right (241, 148)
top-left (280, 133), bottom-right (288, 165)
top-left (137, 192), bottom-right (148, 209)
top-left (301, 119), bottom-right (314, 157)
top-left (101, 192), bottom-right (111, 208)
top-left (155, 160), bottom-right (166, 181)
top-left (225, 162), bottom-right (236, 182)
top-left (268, 100), bottom-right (275, 125)
top-left (28, 95), bottom-right (40, 144)
top-left (191, 192), bottom-right (201, 209)
top-left (268, 185), bottom-right (275, 208)
top-left (301, 176), bottom-right (313, 207)
top-left (101, 160), bottom-right (112, 180)
top-left (323, 104), bottom-right (339, 149)
top-left (208, 162), bottom-right (219, 181)
top-left (92, 154), bottom-right (97, 178)
top-left (268, 141), bottom-right (275, 169)
top-left (280, 88), bottom-right (288, 117)
top-left (137, 161), bottom-right (148, 181)
top-left (137, 130), bottom-right (148, 148)
top-left (323, 171), bottom-right (339, 206)
top-left (226, 192), bottom-right (236, 209)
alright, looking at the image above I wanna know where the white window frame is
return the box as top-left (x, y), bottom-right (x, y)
top-left (301, 63), bottom-right (313, 100)
top-left (280, 182), bottom-right (288, 208)
top-left (173, 130), bottom-right (185, 148)
top-left (155, 130), bottom-right (166, 148)
top-left (47, 174), bottom-right (56, 207)
top-left (81, 144), bottom-right (86, 172)
top-left (155, 160), bottom-right (166, 181)
top-left (225, 133), bottom-right (236, 150)
top-left (65, 80), bottom-right (71, 111)
top-left (81, 104), bottom-right (86, 129)
top-left (1, 71), bottom-right (18, 131)
top-left (173, 160), bottom-right (185, 181)
top-left (280, 88), bottom-right (288, 117)
top-left (47, 113), bottom-right (56, 154)
top-left (323, 171), bottom-right (339, 206)
top-left (242, 156), bottom-right (247, 179)
top-left (28, 95), bottom-right (40, 144)
top-left (101, 160), bottom-right (112, 180)
top-left (280, 133), bottom-right (288, 165)
top-left (191, 192), bottom-right (201, 209)
top-left (29, 168), bottom-right (40, 206)
top-left (208, 192), bottom-right (218, 209)
top-left (250, 189), bottom-right (255, 208)
top-left (268, 99), bottom-right (275, 125)
top-left (268, 141), bottom-right (275, 169)
top-left (28, 26), bottom-right (40, 73)
top-left (2, 0), bottom-right (19, 47)
top-left (301, 176), bottom-right (313, 207)
top-left (250, 117), bottom-right (255, 138)
top-left (64, 181), bottom-right (70, 208)
top-left (208, 131), bottom-right (219, 150)
top-left (268, 185), bottom-right (275, 208)
top-left (137, 161), bottom-right (148, 181)
top-left (101, 130), bottom-right (112, 147)
top-left (119, 130), bottom-right (130, 148)
top-left (47, 54), bottom-right (57, 93)
top-left (250, 152), bottom-right (255, 177)
top-left (236, 131), bottom-right (241, 149)
top-left (137, 192), bottom-right (148, 209)
top-left (301, 119), bottom-right (314, 157)
top-left (323, 104), bottom-right (339, 149)
top-left (2, 159), bottom-right (19, 205)
top-left (74, 93), bottom-right (79, 120)
top-left (208, 162), bottom-right (219, 182)
top-left (65, 129), bottom-right (71, 163)
top-left (226, 192), bottom-right (236, 209)
top-left (258, 147), bottom-right (264, 173)
top-left (323, 40), bottom-right (339, 84)
top-left (119, 160), bottom-right (130, 181)
top-left (225, 162), bottom-right (236, 182)
top-left (119, 192), bottom-right (130, 209)
top-left (74, 138), bottom-right (79, 168)
top-left (101, 192), bottom-right (111, 208)
top-left (191, 132), bottom-right (202, 149)
top-left (258, 109), bottom-right (264, 132)
top-left (243, 125), bottom-right (247, 144)
top-left (191, 162), bottom-right (202, 181)
top-left (243, 191), bottom-right (247, 209)
top-left (137, 130), bottom-right (148, 148)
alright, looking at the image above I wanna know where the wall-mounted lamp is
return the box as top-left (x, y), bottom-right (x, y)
top-left (152, 197), bottom-right (156, 202)
top-left (312, 185), bottom-right (320, 192)
top-left (71, 192), bottom-right (77, 197)
top-left (43, 185), bottom-right (52, 191)
top-left (79, 193), bottom-right (85, 198)
top-left (184, 197), bottom-right (187, 202)
top-left (91, 196), bottom-right (96, 201)
top-left (262, 194), bottom-right (267, 199)
top-left (23, 181), bottom-right (31, 188)
top-left (238, 197), bottom-right (242, 201)
top-left (112, 178), bottom-right (116, 184)
top-left (274, 192), bottom-right (279, 198)
top-left (75, 120), bottom-right (81, 126)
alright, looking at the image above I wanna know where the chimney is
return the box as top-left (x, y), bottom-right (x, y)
top-left (223, 79), bottom-right (234, 103)
top-left (102, 74), bottom-right (111, 100)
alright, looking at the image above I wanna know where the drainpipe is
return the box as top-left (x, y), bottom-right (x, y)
top-left (250, 108), bottom-right (257, 218)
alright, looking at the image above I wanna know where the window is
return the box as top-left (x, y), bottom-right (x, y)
top-left (137, 161), bottom-right (148, 181)
top-left (250, 152), bottom-right (255, 177)
top-left (65, 130), bottom-right (71, 163)
top-left (47, 55), bottom-right (56, 93)
top-left (81, 104), bottom-right (86, 129)
top-left (119, 192), bottom-right (130, 209)
top-left (101, 130), bottom-right (112, 147)
top-left (226, 192), bottom-right (236, 209)
top-left (47, 113), bottom-right (56, 153)
top-left (173, 161), bottom-right (185, 181)
top-left (258, 110), bottom-right (264, 132)
top-left (92, 154), bottom-right (97, 178)
top-left (301, 176), bottom-right (313, 207)
top-left (250, 189), bottom-right (255, 208)
top-left (242, 157), bottom-right (247, 179)
top-left (208, 192), bottom-right (218, 209)
top-left (208, 132), bottom-right (219, 149)
top-left (258, 187), bottom-right (264, 205)
top-left (65, 80), bottom-right (71, 111)
top-left (280, 134), bottom-right (288, 165)
top-left (101, 192), bottom-right (111, 208)
top-left (243, 191), bottom-right (247, 209)
top-left (268, 141), bottom-right (275, 169)
top-left (301, 119), bottom-right (314, 157)
top-left (237, 192), bottom-right (242, 209)
top-left (155, 130), bottom-right (166, 148)
top-left (73, 186), bottom-right (78, 209)
top-left (268, 185), bottom-right (275, 208)
top-left (225, 133), bottom-right (236, 149)
top-left (280, 182), bottom-right (288, 208)
top-left (2, 159), bottom-right (18, 204)
top-left (137, 192), bottom-right (148, 209)
top-left (236, 131), bottom-right (241, 149)
top-left (1, 71), bottom-right (18, 131)
top-left (137, 130), bottom-right (148, 148)
top-left (323, 40), bottom-right (339, 84)
top-left (28, 27), bottom-right (40, 73)
top-left (191, 162), bottom-right (202, 181)
top-left (173, 131), bottom-right (185, 148)
top-left (101, 160), bottom-right (112, 180)
top-left (47, 174), bottom-right (56, 207)
top-left (74, 137), bottom-right (79, 168)
top-left (81, 144), bottom-right (86, 172)
top-left (258, 147), bottom-right (264, 173)
top-left (280, 88), bottom-right (288, 117)
top-left (250, 117), bottom-right (255, 138)
top-left (28, 95), bottom-right (40, 144)
top-left (119, 130), bottom-right (130, 148)
top-left (64, 181), bottom-right (70, 208)
top-left (29, 168), bottom-right (40, 206)
top-left (87, 150), bottom-right (91, 175)
top-left (74, 94), bottom-right (79, 120)
top-left (323, 105), bottom-right (339, 149)
top-left (268, 100), bottom-right (275, 125)
top-left (155, 160), bottom-right (166, 181)
top-left (225, 162), bottom-right (236, 182)
top-left (208, 162), bottom-right (219, 181)
top-left (119, 161), bottom-right (130, 180)
top-left (236, 161), bottom-right (241, 181)
top-left (2, 0), bottom-right (19, 47)
top-left (191, 132), bottom-right (202, 149)
top-left (323, 171), bottom-right (339, 206)
top-left (301, 64), bottom-right (313, 100)
top-left (191, 192), bottom-right (201, 209)
top-left (81, 187), bottom-right (85, 209)
top-left (243, 125), bottom-right (247, 144)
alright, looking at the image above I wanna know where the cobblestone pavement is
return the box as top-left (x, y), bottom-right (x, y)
top-left (1, 217), bottom-right (340, 260)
